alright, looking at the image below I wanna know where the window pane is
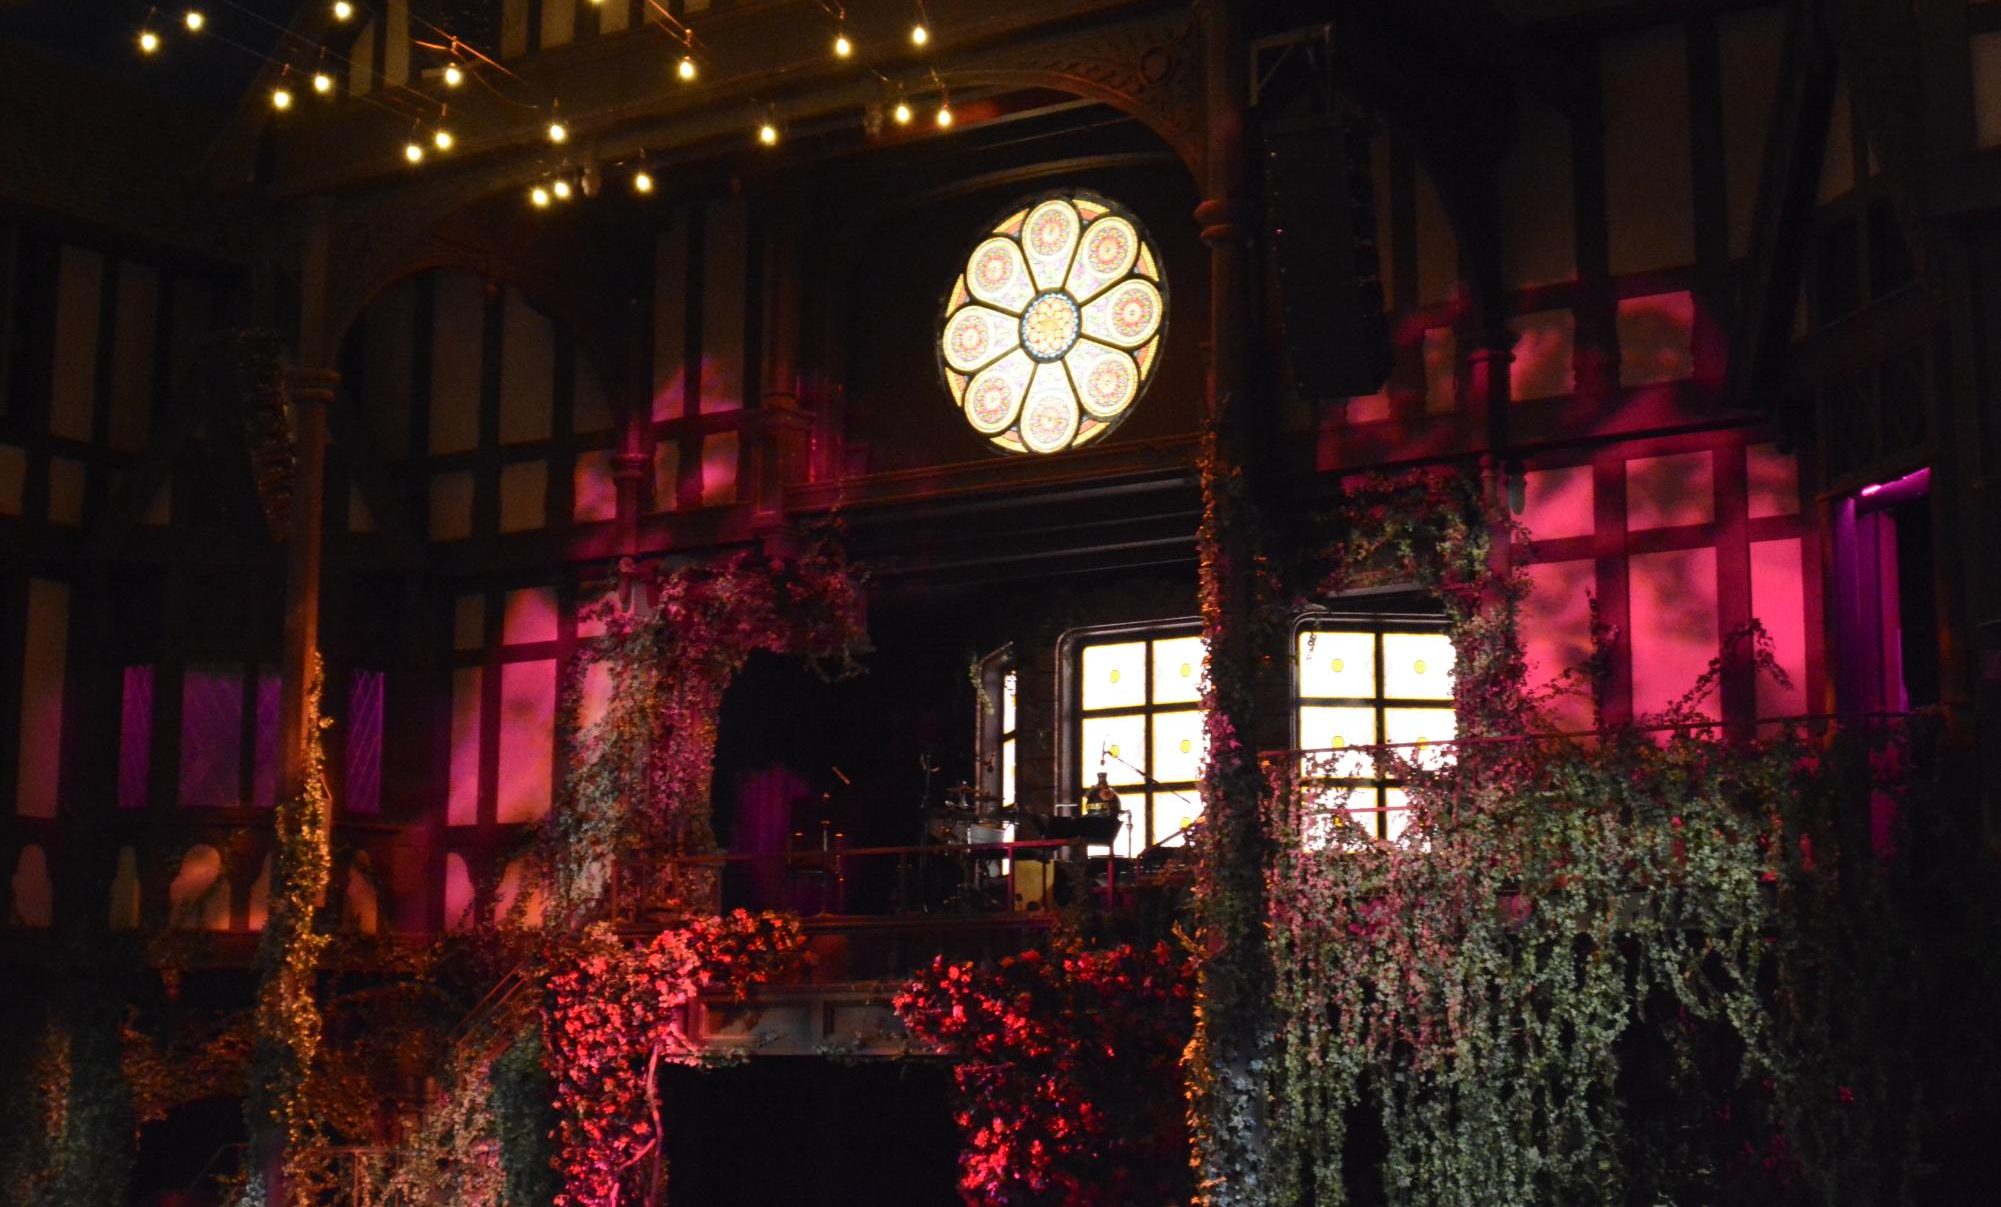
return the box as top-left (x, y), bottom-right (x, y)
top-left (1383, 787), bottom-right (1413, 843)
top-left (1151, 635), bottom-right (1205, 704)
top-left (1081, 641), bottom-right (1148, 710)
top-left (1298, 630), bottom-right (1377, 699)
top-left (1152, 790), bottom-right (1203, 847)
top-left (1348, 784), bottom-right (1387, 839)
top-left (1002, 668), bottom-right (1018, 734)
top-left (1002, 737), bottom-right (1017, 807)
top-left (1299, 705), bottom-right (1378, 778)
top-left (1384, 632), bottom-right (1455, 700)
top-left (1384, 707), bottom-right (1456, 768)
top-left (1080, 714), bottom-right (1147, 785)
top-left (1151, 708), bottom-right (1206, 783)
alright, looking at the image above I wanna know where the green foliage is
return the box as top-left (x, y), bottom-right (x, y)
top-left (493, 1027), bottom-right (559, 1207)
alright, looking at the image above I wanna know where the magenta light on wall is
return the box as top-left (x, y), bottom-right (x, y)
top-left (346, 670), bottom-right (385, 814)
top-left (179, 666), bottom-right (244, 808)
top-left (118, 666), bottom-right (154, 810)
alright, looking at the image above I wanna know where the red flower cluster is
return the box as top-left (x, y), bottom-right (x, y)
top-left (895, 942), bottom-right (1196, 1206)
top-left (543, 912), bottom-right (807, 1206)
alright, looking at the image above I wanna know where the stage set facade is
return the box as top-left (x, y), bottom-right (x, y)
top-left (2, 0), bottom-right (1999, 1204)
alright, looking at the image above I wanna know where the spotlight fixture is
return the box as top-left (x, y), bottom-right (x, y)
top-left (443, 63), bottom-right (464, 88)
top-left (312, 71), bottom-right (333, 94)
top-left (271, 87), bottom-right (293, 111)
top-left (138, 29), bottom-right (161, 54)
top-left (404, 141), bottom-right (425, 164)
top-left (548, 120), bottom-right (568, 144)
top-left (892, 100), bottom-right (913, 126)
top-left (633, 170), bottom-right (655, 194)
top-left (551, 179), bottom-right (573, 200)
top-left (833, 31), bottom-right (852, 58)
top-left (910, 22), bottom-right (928, 46)
top-left (433, 128), bottom-right (454, 151)
top-left (530, 185), bottom-right (551, 208)
top-left (757, 120), bottom-right (780, 147)
top-left (677, 55), bottom-right (697, 82)
top-left (184, 10), bottom-right (206, 32)
top-left (333, 1), bottom-right (354, 21)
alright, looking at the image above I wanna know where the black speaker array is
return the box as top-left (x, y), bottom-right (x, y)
top-left (1263, 119), bottom-right (1391, 401)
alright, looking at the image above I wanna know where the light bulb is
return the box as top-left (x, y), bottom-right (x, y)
top-left (892, 100), bottom-right (912, 126)
top-left (312, 71), bottom-right (333, 94)
top-left (433, 128), bottom-right (454, 151)
top-left (633, 170), bottom-right (654, 194)
top-left (405, 142), bottom-right (425, 163)
top-left (757, 121), bottom-right (779, 146)
top-left (935, 103), bottom-right (952, 128)
top-left (833, 32), bottom-right (852, 58)
top-left (547, 120), bottom-right (568, 144)
top-left (910, 23), bottom-right (928, 46)
top-left (677, 55), bottom-right (697, 82)
top-left (551, 179), bottom-right (572, 200)
top-left (271, 88), bottom-right (293, 111)
top-left (333, 1), bottom-right (354, 20)
top-left (138, 30), bottom-right (161, 54)
top-left (185, 10), bottom-right (206, 32)
top-left (530, 186), bottom-right (551, 208)
top-left (443, 63), bottom-right (464, 88)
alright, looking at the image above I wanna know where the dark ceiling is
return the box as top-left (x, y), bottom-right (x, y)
top-left (0, 0), bottom-right (302, 108)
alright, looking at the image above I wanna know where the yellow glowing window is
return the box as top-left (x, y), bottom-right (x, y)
top-left (1297, 621), bottom-right (1456, 841)
top-left (1073, 627), bottom-right (1207, 857)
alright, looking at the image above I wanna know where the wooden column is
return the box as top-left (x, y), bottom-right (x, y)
top-left (1191, 0), bottom-right (1274, 1199)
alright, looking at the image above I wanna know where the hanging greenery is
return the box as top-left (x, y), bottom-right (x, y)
top-left (546, 546), bottom-right (866, 921)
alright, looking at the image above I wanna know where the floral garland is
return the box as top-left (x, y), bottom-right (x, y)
top-left (543, 910), bottom-right (807, 1207)
top-left (548, 546), bottom-right (866, 920)
top-left (896, 942), bottom-right (1197, 1206)
top-left (242, 653), bottom-right (335, 1201)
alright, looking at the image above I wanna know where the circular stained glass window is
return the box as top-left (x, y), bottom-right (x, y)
top-left (938, 192), bottom-right (1167, 455)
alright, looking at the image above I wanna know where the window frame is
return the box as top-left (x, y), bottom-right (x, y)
top-left (1059, 618), bottom-right (1206, 857)
top-left (1292, 609), bottom-right (1456, 842)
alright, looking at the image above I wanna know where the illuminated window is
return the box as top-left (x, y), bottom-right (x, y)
top-left (1296, 619), bottom-right (1456, 841)
top-left (1070, 626), bottom-right (1206, 857)
top-left (977, 647), bottom-right (1019, 809)
top-left (939, 192), bottom-right (1167, 455)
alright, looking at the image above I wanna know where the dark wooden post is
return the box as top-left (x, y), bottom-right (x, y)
top-left (1191, 0), bottom-right (1275, 1199)
top-left (259, 204), bottom-right (339, 1207)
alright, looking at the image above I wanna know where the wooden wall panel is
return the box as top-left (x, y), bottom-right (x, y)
top-left (496, 660), bottom-right (555, 823)
top-left (49, 246), bottom-right (102, 442)
top-left (1718, 5), bottom-right (1787, 258)
top-left (429, 273), bottom-right (484, 454)
top-left (15, 579), bottom-right (68, 818)
top-left (109, 264), bottom-right (158, 452)
top-left (1628, 546), bottom-right (1719, 718)
top-left (447, 667), bottom-right (481, 825)
top-left (500, 286), bottom-right (554, 444)
top-left (1501, 99), bottom-right (1576, 288)
top-left (1602, 26), bottom-right (1696, 274)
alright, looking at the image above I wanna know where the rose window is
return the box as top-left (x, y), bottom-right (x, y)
top-left (939, 193), bottom-right (1167, 455)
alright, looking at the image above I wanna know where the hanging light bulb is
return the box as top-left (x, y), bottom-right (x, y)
top-left (935, 101), bottom-right (953, 128)
top-left (757, 120), bottom-right (780, 146)
top-left (312, 71), bottom-right (333, 94)
top-left (332, 1), bottom-right (354, 20)
top-left (892, 99), bottom-right (913, 126)
top-left (833, 31), bottom-right (852, 58)
top-left (271, 87), bottom-right (294, 111)
top-left (184, 10), bottom-right (206, 32)
top-left (404, 141), bottom-right (425, 164)
top-left (551, 179), bottom-right (572, 200)
top-left (676, 55), bottom-right (697, 82)
top-left (443, 62), bottom-right (464, 88)
top-left (547, 120), bottom-right (568, 144)
top-left (910, 22), bottom-right (928, 46)
top-left (433, 128), bottom-right (454, 151)
top-left (633, 170), bottom-right (655, 194)
top-left (138, 29), bottom-right (161, 54)
top-left (530, 185), bottom-right (551, 208)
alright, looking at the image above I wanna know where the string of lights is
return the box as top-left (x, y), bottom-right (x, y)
top-left (127, 1), bottom-right (966, 197)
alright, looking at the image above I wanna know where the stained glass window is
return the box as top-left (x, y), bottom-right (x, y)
top-left (1296, 621), bottom-right (1456, 842)
top-left (939, 193), bottom-right (1167, 455)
